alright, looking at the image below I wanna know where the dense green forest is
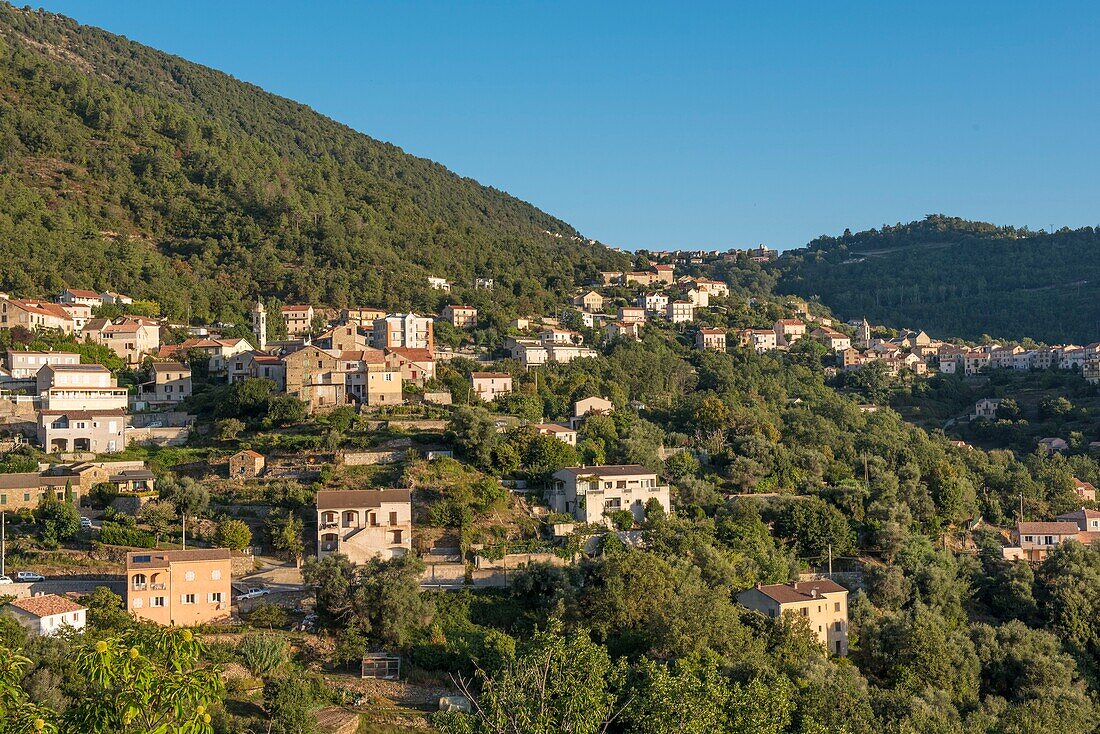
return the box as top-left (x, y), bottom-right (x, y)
top-left (778, 215), bottom-right (1100, 344)
top-left (0, 3), bottom-right (629, 323)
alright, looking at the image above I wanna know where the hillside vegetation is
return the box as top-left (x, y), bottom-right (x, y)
top-left (0, 3), bottom-right (628, 323)
top-left (778, 215), bottom-right (1100, 343)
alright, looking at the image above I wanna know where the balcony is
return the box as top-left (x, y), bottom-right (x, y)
top-left (151, 583), bottom-right (167, 590)
top-left (131, 583), bottom-right (147, 591)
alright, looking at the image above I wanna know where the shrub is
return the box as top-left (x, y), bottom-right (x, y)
top-left (98, 522), bottom-right (156, 548)
top-left (238, 632), bottom-right (289, 678)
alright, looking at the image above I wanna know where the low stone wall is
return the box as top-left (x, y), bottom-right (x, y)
top-left (473, 551), bottom-right (566, 570)
top-left (337, 450), bottom-right (405, 466)
top-left (129, 427), bottom-right (190, 446)
top-left (386, 419), bottom-right (448, 431)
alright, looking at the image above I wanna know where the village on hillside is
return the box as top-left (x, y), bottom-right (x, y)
top-left (0, 247), bottom-right (1098, 731)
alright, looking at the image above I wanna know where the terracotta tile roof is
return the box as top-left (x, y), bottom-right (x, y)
top-left (1073, 478), bottom-right (1096, 492)
top-left (1018, 522), bottom-right (1081, 535)
top-left (1077, 532), bottom-right (1100, 545)
top-left (471, 371), bottom-right (511, 379)
top-left (10, 299), bottom-right (73, 320)
top-left (233, 450), bottom-right (264, 459)
top-left (10, 594), bottom-right (86, 618)
top-left (282, 305), bottom-right (313, 312)
top-left (126, 549), bottom-right (232, 569)
top-left (63, 288), bottom-right (101, 299)
top-left (385, 348), bottom-right (433, 362)
top-left (750, 580), bottom-right (848, 604)
top-left (315, 489), bottom-right (411, 510)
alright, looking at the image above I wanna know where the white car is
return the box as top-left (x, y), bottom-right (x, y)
top-left (80, 517), bottom-right (93, 529)
top-left (15, 572), bottom-right (44, 582)
top-left (235, 588), bottom-right (270, 601)
top-left (0, 576), bottom-right (12, 585)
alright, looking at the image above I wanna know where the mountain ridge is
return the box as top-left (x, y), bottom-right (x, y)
top-left (777, 214), bottom-right (1100, 344)
top-left (0, 3), bottom-right (628, 323)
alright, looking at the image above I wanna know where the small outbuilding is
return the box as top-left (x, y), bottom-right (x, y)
top-left (229, 450), bottom-right (265, 479)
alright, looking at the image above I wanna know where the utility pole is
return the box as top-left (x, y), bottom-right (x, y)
top-left (1019, 493), bottom-right (1024, 523)
top-left (182, 513), bottom-right (187, 550)
top-left (827, 543), bottom-right (833, 578)
top-left (1, 511), bottom-right (5, 578)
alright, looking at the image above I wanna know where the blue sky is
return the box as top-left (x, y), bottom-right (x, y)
top-left (31, 1), bottom-right (1100, 251)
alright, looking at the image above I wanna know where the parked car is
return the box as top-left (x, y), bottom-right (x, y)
top-left (15, 572), bottom-right (44, 582)
top-left (0, 576), bottom-right (12, 585)
top-left (80, 517), bottom-right (93, 529)
top-left (235, 588), bottom-right (270, 601)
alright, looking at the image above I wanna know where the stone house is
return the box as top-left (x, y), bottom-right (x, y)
top-left (229, 450), bottom-right (265, 479)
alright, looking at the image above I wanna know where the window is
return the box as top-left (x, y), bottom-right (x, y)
top-left (800, 608), bottom-right (808, 617)
top-left (133, 598), bottom-right (143, 609)
top-left (389, 511), bottom-right (398, 526)
top-left (209, 592), bottom-right (223, 603)
top-left (1024, 535), bottom-right (1033, 542)
top-left (834, 602), bottom-right (841, 612)
top-left (184, 571), bottom-right (195, 581)
top-left (1044, 536), bottom-right (1055, 545)
top-left (211, 569), bottom-right (222, 581)
top-left (835, 621), bottom-right (844, 631)
top-left (182, 594), bottom-right (196, 605)
top-left (151, 597), bottom-right (165, 607)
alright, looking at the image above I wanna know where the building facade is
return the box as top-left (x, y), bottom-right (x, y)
top-left (316, 489), bottom-right (412, 563)
top-left (126, 549), bottom-right (232, 627)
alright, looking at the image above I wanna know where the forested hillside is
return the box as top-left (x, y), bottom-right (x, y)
top-left (778, 215), bottom-right (1100, 344)
top-left (0, 4), bottom-right (628, 323)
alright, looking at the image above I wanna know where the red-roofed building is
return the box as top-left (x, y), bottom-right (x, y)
top-left (737, 580), bottom-right (849, 655)
top-left (1, 299), bottom-right (76, 334)
top-left (384, 348), bottom-right (435, 385)
top-left (8, 594), bottom-right (86, 636)
top-left (441, 304), bottom-right (478, 329)
top-left (59, 288), bottom-right (103, 307)
top-left (281, 305), bottom-right (316, 336)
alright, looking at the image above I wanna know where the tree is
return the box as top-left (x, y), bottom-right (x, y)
top-left (263, 675), bottom-right (318, 734)
top-left (36, 627), bottom-right (223, 733)
top-left (214, 418), bottom-right (244, 441)
top-left (302, 553), bottom-right (430, 648)
top-left (265, 509), bottom-right (304, 564)
top-left (448, 406), bottom-right (499, 471)
top-left (437, 621), bottom-right (617, 734)
top-left (158, 476), bottom-right (210, 518)
top-left (77, 587), bottom-right (133, 632)
top-left (621, 653), bottom-right (731, 734)
top-left (214, 518), bottom-right (252, 551)
top-left (35, 491), bottom-right (80, 548)
top-left (523, 435), bottom-right (579, 483)
top-left (138, 499), bottom-right (177, 546)
top-left (266, 395), bottom-right (307, 426)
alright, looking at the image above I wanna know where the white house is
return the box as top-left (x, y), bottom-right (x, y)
top-left (8, 594), bottom-right (87, 637)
